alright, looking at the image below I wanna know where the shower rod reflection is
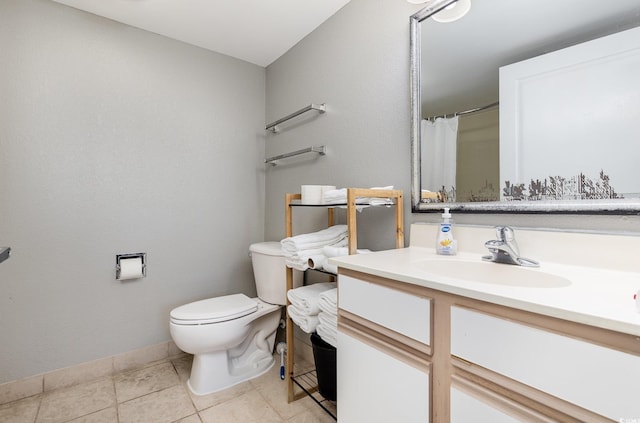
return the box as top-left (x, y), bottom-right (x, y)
top-left (427, 101), bottom-right (499, 121)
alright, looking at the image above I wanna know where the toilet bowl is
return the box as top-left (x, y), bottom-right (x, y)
top-left (169, 242), bottom-right (302, 395)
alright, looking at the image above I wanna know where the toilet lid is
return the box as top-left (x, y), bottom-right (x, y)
top-left (170, 294), bottom-right (258, 325)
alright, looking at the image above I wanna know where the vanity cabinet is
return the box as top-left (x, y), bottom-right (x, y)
top-left (451, 306), bottom-right (640, 421)
top-left (337, 273), bottom-right (431, 423)
top-left (336, 268), bottom-right (640, 423)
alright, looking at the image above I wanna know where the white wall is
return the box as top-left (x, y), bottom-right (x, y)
top-left (265, 0), bottom-right (640, 244)
top-left (0, 0), bottom-right (266, 383)
top-left (265, 0), bottom-right (424, 248)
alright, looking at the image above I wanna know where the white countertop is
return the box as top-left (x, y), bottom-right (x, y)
top-left (330, 246), bottom-right (640, 337)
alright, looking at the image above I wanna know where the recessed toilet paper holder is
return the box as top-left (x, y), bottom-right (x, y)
top-left (116, 253), bottom-right (146, 280)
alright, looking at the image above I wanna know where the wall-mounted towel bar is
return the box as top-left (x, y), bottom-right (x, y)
top-left (266, 103), bottom-right (326, 133)
top-left (0, 247), bottom-right (10, 264)
top-left (265, 146), bottom-right (326, 166)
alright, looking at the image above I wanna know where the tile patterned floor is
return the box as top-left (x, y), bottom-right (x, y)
top-left (0, 355), bottom-right (336, 423)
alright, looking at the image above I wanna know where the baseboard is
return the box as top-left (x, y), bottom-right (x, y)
top-left (0, 340), bottom-right (186, 405)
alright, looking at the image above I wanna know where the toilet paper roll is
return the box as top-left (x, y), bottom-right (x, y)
top-left (118, 257), bottom-right (144, 280)
top-left (301, 185), bottom-right (323, 204)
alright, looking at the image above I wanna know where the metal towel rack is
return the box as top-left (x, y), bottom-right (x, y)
top-left (265, 146), bottom-right (326, 166)
top-left (266, 103), bottom-right (326, 133)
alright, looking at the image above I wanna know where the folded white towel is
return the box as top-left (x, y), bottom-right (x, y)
top-left (322, 186), bottom-right (395, 206)
top-left (318, 288), bottom-right (337, 315)
top-left (287, 282), bottom-right (336, 316)
top-left (316, 324), bottom-right (337, 348)
top-left (281, 225), bottom-right (348, 255)
top-left (322, 246), bottom-right (371, 258)
top-left (318, 310), bottom-right (337, 328)
top-left (287, 305), bottom-right (319, 334)
top-left (322, 188), bottom-right (348, 204)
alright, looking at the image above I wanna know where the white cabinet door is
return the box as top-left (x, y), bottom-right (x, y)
top-left (451, 306), bottom-right (640, 420)
top-left (451, 387), bottom-right (520, 423)
top-left (337, 330), bottom-right (429, 423)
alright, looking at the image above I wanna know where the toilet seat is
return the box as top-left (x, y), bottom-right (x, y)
top-left (170, 294), bottom-right (258, 325)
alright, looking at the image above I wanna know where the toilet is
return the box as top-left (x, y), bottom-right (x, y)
top-left (169, 242), bottom-right (302, 395)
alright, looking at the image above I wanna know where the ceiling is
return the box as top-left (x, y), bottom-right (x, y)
top-left (50, 0), bottom-right (352, 67)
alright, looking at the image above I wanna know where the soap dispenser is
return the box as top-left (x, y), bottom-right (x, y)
top-left (436, 208), bottom-right (457, 255)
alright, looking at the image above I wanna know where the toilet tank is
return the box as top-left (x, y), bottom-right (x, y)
top-left (249, 242), bottom-right (303, 305)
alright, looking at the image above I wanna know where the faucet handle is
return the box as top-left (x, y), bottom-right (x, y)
top-left (501, 226), bottom-right (520, 256)
top-left (501, 226), bottom-right (516, 241)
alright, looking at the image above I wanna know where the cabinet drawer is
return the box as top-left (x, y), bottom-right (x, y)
top-left (338, 274), bottom-right (430, 345)
top-left (451, 306), bottom-right (640, 420)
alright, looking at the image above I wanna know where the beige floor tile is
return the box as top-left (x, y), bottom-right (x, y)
top-left (44, 357), bottom-right (113, 392)
top-left (251, 363), bottom-right (318, 421)
top-left (175, 414), bottom-right (202, 423)
top-left (285, 406), bottom-right (336, 423)
top-left (113, 342), bottom-right (169, 374)
top-left (0, 374), bottom-right (43, 406)
top-left (67, 406), bottom-right (118, 423)
top-left (199, 389), bottom-right (282, 423)
top-left (0, 395), bottom-right (41, 423)
top-left (36, 378), bottom-right (115, 423)
top-left (114, 361), bottom-right (180, 403)
top-left (188, 380), bottom-right (254, 411)
top-left (118, 385), bottom-right (195, 423)
top-left (171, 356), bottom-right (193, 383)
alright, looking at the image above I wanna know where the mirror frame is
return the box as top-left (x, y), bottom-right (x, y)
top-left (410, 0), bottom-right (640, 214)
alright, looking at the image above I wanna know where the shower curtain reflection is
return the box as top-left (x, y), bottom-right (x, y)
top-left (421, 116), bottom-right (458, 202)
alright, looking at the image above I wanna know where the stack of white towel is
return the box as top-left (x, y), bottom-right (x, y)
top-left (287, 282), bottom-right (336, 334)
top-left (281, 224), bottom-right (373, 274)
top-left (316, 288), bottom-right (338, 348)
top-left (323, 186), bottom-right (395, 207)
top-left (281, 225), bottom-right (348, 272)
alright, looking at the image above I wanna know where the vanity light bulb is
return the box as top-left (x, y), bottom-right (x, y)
top-left (432, 0), bottom-right (471, 23)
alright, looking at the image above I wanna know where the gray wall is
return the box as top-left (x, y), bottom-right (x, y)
top-left (0, 0), bottom-right (266, 383)
top-left (265, 0), bottom-right (640, 245)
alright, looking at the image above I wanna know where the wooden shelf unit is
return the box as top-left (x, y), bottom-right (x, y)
top-left (284, 188), bottom-right (405, 411)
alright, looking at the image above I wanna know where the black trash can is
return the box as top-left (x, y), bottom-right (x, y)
top-left (310, 332), bottom-right (337, 401)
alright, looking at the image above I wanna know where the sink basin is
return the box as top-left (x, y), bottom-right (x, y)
top-left (415, 259), bottom-right (571, 288)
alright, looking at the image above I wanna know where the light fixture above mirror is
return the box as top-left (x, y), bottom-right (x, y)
top-left (431, 0), bottom-right (470, 23)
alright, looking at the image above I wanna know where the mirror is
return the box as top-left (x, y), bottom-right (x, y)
top-left (410, 0), bottom-right (640, 213)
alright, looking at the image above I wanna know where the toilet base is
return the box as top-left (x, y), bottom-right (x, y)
top-left (187, 351), bottom-right (275, 395)
top-left (186, 309), bottom-right (280, 395)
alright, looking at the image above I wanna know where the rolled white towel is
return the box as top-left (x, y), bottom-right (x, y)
top-left (318, 288), bottom-right (337, 315)
top-left (287, 282), bottom-right (336, 315)
top-left (316, 324), bottom-right (337, 348)
top-left (285, 247), bottom-right (326, 271)
top-left (307, 254), bottom-right (328, 270)
top-left (281, 225), bottom-right (348, 255)
top-left (287, 305), bottom-right (319, 334)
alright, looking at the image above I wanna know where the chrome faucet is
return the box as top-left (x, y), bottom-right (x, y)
top-left (482, 226), bottom-right (539, 267)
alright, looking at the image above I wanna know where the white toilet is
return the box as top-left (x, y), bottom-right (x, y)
top-left (170, 242), bottom-right (302, 395)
